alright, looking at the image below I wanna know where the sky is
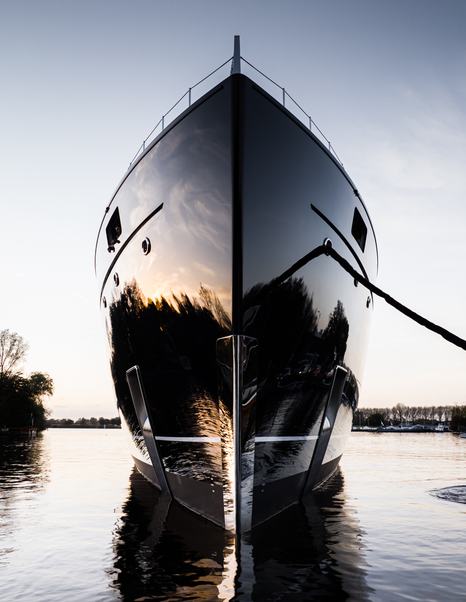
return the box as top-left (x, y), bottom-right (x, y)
top-left (1, 0), bottom-right (466, 418)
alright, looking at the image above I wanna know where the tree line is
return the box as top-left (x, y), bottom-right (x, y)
top-left (354, 403), bottom-right (466, 431)
top-left (0, 330), bottom-right (53, 431)
top-left (47, 417), bottom-right (121, 428)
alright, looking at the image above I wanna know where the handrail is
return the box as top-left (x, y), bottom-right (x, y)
top-left (241, 57), bottom-right (344, 166)
top-left (127, 55), bottom-right (343, 170)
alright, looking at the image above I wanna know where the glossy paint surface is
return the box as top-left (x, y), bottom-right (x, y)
top-left (240, 77), bottom-right (375, 526)
top-left (97, 83), bottom-right (233, 527)
top-left (96, 74), bottom-right (377, 529)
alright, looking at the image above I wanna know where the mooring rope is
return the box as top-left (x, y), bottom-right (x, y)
top-left (276, 241), bottom-right (466, 352)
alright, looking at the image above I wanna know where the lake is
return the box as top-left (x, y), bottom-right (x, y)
top-left (0, 429), bottom-right (465, 601)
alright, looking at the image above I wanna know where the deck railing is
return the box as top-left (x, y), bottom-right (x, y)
top-left (128, 56), bottom-right (343, 170)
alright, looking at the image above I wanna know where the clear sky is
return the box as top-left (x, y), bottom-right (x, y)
top-left (1, 0), bottom-right (465, 417)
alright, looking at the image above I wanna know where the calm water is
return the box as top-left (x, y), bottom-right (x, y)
top-left (0, 430), bottom-right (465, 601)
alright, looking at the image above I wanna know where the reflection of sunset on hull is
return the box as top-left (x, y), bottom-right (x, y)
top-left (95, 42), bottom-right (378, 536)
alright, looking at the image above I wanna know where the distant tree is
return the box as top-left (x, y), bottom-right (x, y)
top-left (353, 410), bottom-right (365, 427)
top-left (355, 404), bottom-right (466, 430)
top-left (419, 406), bottom-right (430, 423)
top-left (28, 372), bottom-right (53, 399)
top-left (367, 412), bottom-right (385, 427)
top-left (444, 407), bottom-right (453, 423)
top-left (0, 328), bottom-right (54, 431)
top-left (406, 405), bottom-right (420, 424)
top-left (436, 406), bottom-right (445, 424)
top-left (450, 406), bottom-right (466, 432)
top-left (380, 408), bottom-right (391, 425)
top-left (0, 371), bottom-right (53, 430)
top-left (0, 330), bottom-right (28, 376)
top-left (392, 403), bottom-right (406, 425)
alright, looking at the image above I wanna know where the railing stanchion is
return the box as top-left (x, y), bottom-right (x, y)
top-left (126, 53), bottom-right (343, 170)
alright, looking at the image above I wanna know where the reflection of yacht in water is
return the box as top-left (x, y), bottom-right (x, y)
top-left (110, 469), bottom-right (370, 601)
top-left (95, 37), bottom-right (378, 534)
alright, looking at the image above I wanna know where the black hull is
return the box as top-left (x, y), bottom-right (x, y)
top-left (96, 74), bottom-right (377, 532)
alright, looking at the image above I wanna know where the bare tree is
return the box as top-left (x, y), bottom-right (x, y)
top-left (420, 406), bottom-right (430, 423)
top-left (445, 406), bottom-right (453, 423)
top-left (406, 405), bottom-right (419, 423)
top-left (392, 403), bottom-right (407, 425)
top-left (437, 406), bottom-right (445, 424)
top-left (0, 330), bottom-right (28, 376)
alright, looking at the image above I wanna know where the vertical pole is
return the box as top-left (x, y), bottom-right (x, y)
top-left (188, 87), bottom-right (191, 106)
top-left (231, 35), bottom-right (241, 75)
top-left (282, 88), bottom-right (286, 106)
top-left (309, 116), bottom-right (312, 132)
top-left (162, 115), bottom-right (164, 130)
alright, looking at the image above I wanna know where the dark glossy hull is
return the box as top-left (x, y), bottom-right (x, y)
top-left (95, 74), bottom-right (377, 532)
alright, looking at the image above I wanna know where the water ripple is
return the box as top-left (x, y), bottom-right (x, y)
top-left (430, 485), bottom-right (466, 504)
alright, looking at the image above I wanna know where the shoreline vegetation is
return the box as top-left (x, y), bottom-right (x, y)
top-left (0, 330), bottom-right (53, 433)
top-left (47, 417), bottom-right (121, 429)
top-left (354, 403), bottom-right (466, 433)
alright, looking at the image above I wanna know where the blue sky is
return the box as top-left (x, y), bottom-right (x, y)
top-left (1, 0), bottom-right (466, 417)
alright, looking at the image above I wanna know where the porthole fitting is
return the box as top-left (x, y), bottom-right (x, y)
top-left (142, 237), bottom-right (151, 255)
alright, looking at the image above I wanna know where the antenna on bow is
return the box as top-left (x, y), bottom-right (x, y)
top-left (231, 35), bottom-right (241, 75)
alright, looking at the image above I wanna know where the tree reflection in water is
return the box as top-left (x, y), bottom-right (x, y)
top-left (0, 434), bottom-right (48, 563)
top-left (110, 470), bottom-right (233, 601)
top-left (110, 468), bottom-right (370, 601)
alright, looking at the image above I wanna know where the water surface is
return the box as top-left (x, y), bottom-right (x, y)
top-left (0, 430), bottom-right (464, 600)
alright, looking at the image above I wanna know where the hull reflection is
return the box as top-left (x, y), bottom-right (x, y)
top-left (110, 469), bottom-right (370, 601)
top-left (96, 63), bottom-right (377, 534)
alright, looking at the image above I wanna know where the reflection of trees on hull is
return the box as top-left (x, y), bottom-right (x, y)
top-left (242, 276), bottom-right (355, 500)
top-left (110, 469), bottom-right (370, 601)
top-left (243, 278), bottom-right (355, 435)
top-left (107, 272), bottom-right (358, 526)
top-left (108, 281), bottom-right (230, 479)
top-left (243, 277), bottom-right (354, 438)
top-left (109, 275), bottom-right (354, 439)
